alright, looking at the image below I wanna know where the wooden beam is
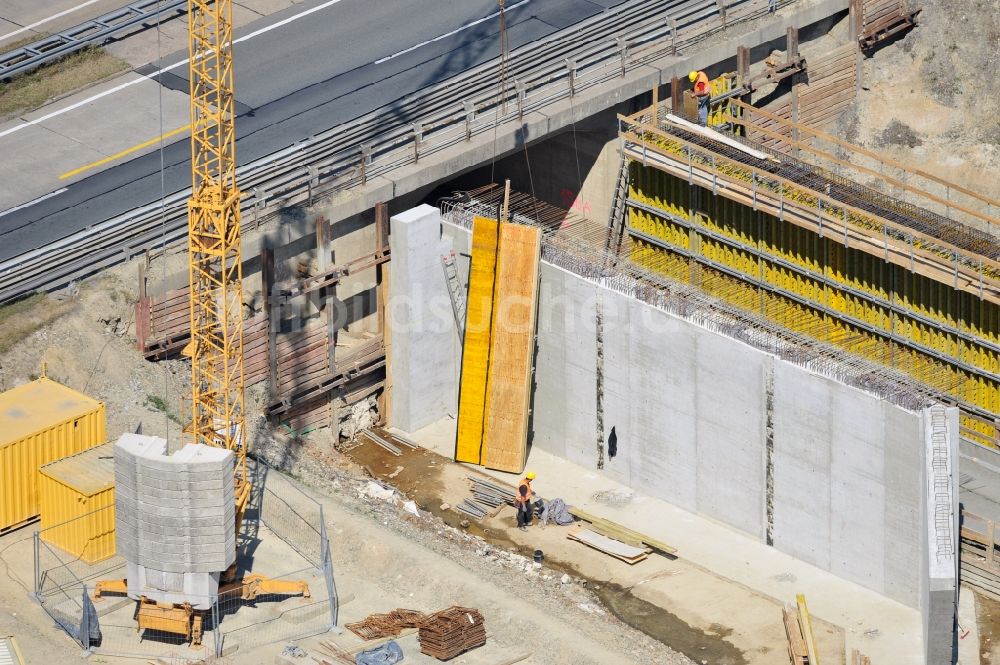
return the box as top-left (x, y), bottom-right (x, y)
top-left (375, 202), bottom-right (389, 425)
top-left (796, 594), bottom-right (820, 665)
top-left (786, 26), bottom-right (799, 61)
top-left (315, 216), bottom-right (337, 378)
top-left (136, 261), bottom-right (149, 351)
top-left (670, 75), bottom-right (682, 115)
top-left (261, 246), bottom-right (279, 397)
top-left (736, 45), bottom-right (750, 89)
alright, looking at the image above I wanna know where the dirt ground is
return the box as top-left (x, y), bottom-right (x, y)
top-left (978, 594), bottom-right (1000, 665)
top-left (833, 0), bottom-right (1000, 203)
top-left (0, 270), bottom-right (692, 664)
top-left (327, 433), bottom-right (844, 665)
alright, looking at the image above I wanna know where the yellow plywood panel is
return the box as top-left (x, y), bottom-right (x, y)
top-left (0, 378), bottom-right (106, 532)
top-left (482, 223), bottom-right (542, 473)
top-left (39, 443), bottom-right (116, 563)
top-left (455, 216), bottom-right (500, 464)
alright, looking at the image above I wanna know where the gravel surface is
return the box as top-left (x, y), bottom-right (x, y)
top-left (253, 433), bottom-right (696, 665)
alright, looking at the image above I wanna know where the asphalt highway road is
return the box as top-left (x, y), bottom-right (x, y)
top-left (0, 0), bottom-right (625, 263)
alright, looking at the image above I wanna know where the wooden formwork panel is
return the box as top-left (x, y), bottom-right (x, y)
top-left (455, 217), bottom-right (500, 464)
top-left (276, 324), bottom-right (329, 393)
top-left (481, 223), bottom-right (541, 473)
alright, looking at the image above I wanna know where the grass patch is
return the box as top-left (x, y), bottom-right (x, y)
top-left (144, 394), bottom-right (183, 425)
top-left (0, 46), bottom-right (130, 121)
top-left (0, 293), bottom-right (74, 356)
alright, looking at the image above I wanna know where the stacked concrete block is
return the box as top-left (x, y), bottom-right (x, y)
top-left (114, 433), bottom-right (235, 609)
top-left (389, 204), bottom-right (458, 433)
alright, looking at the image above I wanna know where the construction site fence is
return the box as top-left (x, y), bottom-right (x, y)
top-left (31, 467), bottom-right (338, 659)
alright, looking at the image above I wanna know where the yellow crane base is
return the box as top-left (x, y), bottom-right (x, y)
top-left (93, 573), bottom-right (310, 646)
top-left (136, 598), bottom-right (203, 646)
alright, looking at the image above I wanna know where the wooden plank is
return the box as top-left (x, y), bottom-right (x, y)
top-left (665, 113), bottom-right (773, 160)
top-left (796, 595), bottom-right (820, 665)
top-left (783, 606), bottom-right (809, 664)
top-left (800, 71), bottom-right (857, 97)
top-left (569, 506), bottom-right (678, 555)
top-left (566, 527), bottom-right (649, 564)
top-left (481, 222), bottom-right (541, 473)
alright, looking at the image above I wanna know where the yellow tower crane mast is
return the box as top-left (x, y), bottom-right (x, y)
top-left (183, 0), bottom-right (250, 520)
top-left (94, 2), bottom-right (309, 645)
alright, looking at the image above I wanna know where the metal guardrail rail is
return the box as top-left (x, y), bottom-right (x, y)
top-left (0, 0), bottom-right (796, 302)
top-left (0, 0), bottom-right (186, 80)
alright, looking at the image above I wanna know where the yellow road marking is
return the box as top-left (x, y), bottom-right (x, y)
top-left (59, 124), bottom-right (191, 180)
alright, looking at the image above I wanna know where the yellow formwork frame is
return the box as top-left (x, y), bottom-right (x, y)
top-left (184, 0), bottom-right (247, 485)
top-left (628, 164), bottom-right (1000, 447)
top-left (455, 217), bottom-right (500, 464)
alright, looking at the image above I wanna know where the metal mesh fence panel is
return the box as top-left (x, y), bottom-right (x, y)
top-left (28, 465), bottom-right (336, 660)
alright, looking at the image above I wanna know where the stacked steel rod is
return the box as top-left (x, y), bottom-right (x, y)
top-left (661, 123), bottom-right (1000, 265)
top-left (455, 477), bottom-right (516, 520)
top-left (418, 607), bottom-right (486, 660)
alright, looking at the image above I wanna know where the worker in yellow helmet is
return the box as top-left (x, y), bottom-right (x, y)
top-left (688, 70), bottom-right (711, 126)
top-left (515, 472), bottom-right (536, 531)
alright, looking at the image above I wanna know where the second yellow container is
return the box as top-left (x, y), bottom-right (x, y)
top-left (38, 442), bottom-right (116, 563)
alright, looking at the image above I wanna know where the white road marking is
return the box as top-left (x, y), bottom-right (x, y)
top-left (0, 0), bottom-right (348, 141)
top-left (0, 0), bottom-right (102, 44)
top-left (0, 188), bottom-right (68, 219)
top-left (374, 0), bottom-right (531, 64)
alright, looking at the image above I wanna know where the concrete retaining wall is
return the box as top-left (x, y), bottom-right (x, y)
top-left (771, 362), bottom-right (924, 606)
top-left (391, 210), bottom-right (954, 635)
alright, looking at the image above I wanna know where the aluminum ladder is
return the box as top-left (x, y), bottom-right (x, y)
top-left (441, 251), bottom-right (467, 337)
top-left (605, 151), bottom-right (630, 257)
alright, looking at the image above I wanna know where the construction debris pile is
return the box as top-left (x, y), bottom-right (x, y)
top-left (417, 606), bottom-right (487, 661)
top-left (455, 477), bottom-right (516, 520)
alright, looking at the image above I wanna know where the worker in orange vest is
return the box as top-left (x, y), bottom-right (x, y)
top-left (688, 70), bottom-right (711, 126)
top-left (515, 472), bottom-right (536, 531)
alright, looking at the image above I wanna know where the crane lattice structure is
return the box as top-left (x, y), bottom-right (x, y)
top-left (184, 0), bottom-right (248, 508)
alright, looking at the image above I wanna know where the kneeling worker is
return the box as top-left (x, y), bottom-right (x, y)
top-left (515, 472), bottom-right (536, 531)
top-left (689, 70), bottom-right (710, 126)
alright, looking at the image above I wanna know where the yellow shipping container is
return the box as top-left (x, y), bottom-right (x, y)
top-left (0, 377), bottom-right (106, 532)
top-left (38, 442), bottom-right (115, 563)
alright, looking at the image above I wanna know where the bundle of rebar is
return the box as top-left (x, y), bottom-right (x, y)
top-left (418, 606), bottom-right (486, 660)
top-left (345, 608), bottom-right (428, 640)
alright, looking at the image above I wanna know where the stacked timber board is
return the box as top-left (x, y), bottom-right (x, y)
top-left (567, 527), bottom-right (651, 564)
top-left (798, 43), bottom-right (857, 129)
top-left (960, 512), bottom-right (1000, 601)
top-left (455, 217), bottom-right (541, 473)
